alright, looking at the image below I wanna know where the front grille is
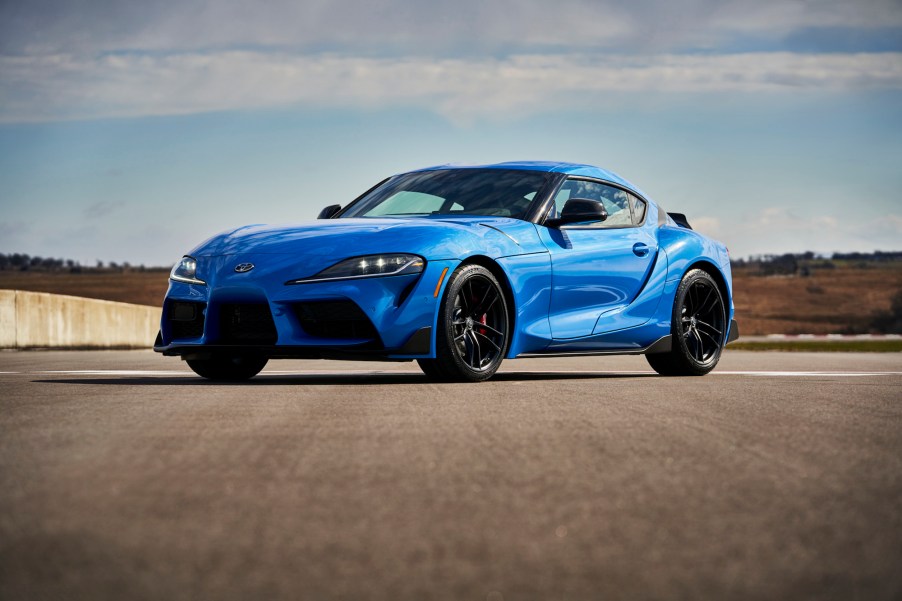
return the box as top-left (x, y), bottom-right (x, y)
top-left (294, 301), bottom-right (380, 341)
top-left (219, 303), bottom-right (278, 344)
top-left (169, 301), bottom-right (205, 339)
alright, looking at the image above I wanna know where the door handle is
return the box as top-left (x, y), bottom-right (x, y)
top-left (632, 242), bottom-right (649, 257)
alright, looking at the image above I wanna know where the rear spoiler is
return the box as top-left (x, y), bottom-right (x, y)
top-left (668, 212), bottom-right (692, 230)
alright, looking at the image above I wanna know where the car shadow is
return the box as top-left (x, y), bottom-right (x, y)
top-left (34, 371), bottom-right (657, 386)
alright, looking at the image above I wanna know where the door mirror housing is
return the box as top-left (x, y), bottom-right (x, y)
top-left (317, 204), bottom-right (341, 219)
top-left (546, 198), bottom-right (608, 228)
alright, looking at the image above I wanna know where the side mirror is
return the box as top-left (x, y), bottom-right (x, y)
top-left (546, 198), bottom-right (608, 228)
top-left (317, 204), bottom-right (341, 219)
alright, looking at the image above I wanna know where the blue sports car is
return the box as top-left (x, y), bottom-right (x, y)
top-left (155, 161), bottom-right (738, 381)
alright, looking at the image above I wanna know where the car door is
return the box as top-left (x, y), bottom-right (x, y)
top-left (537, 178), bottom-right (658, 339)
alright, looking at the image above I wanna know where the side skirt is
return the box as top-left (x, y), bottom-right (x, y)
top-left (517, 334), bottom-right (672, 358)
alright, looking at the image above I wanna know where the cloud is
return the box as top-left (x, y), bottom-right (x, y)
top-left (2, 51), bottom-right (900, 123)
top-left (851, 213), bottom-right (902, 244)
top-left (713, 208), bottom-right (902, 258)
top-left (2, 0), bottom-right (900, 57)
top-left (0, 220), bottom-right (32, 238)
top-left (2, 0), bottom-right (899, 124)
top-left (691, 216), bottom-right (722, 238)
top-left (83, 200), bottom-right (125, 219)
top-left (0, 221), bottom-right (35, 255)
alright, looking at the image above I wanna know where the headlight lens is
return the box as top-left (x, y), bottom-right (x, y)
top-left (287, 253), bottom-right (425, 284)
top-left (170, 256), bottom-right (206, 285)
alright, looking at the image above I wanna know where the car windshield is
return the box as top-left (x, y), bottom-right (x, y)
top-left (341, 168), bottom-right (552, 220)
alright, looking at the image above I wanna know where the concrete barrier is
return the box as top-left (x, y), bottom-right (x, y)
top-left (0, 290), bottom-right (161, 349)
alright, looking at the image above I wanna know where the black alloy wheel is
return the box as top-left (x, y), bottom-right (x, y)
top-left (418, 264), bottom-right (509, 382)
top-left (647, 269), bottom-right (726, 376)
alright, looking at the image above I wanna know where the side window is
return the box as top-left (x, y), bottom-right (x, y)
top-left (630, 194), bottom-right (647, 225)
top-left (552, 179), bottom-right (634, 227)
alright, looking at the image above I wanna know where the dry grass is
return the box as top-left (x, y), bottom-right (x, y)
top-left (2, 262), bottom-right (901, 335)
top-left (732, 263), bottom-right (902, 335)
top-left (0, 270), bottom-right (169, 308)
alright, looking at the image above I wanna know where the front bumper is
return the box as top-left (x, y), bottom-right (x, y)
top-left (154, 257), bottom-right (456, 360)
top-left (726, 319), bottom-right (739, 344)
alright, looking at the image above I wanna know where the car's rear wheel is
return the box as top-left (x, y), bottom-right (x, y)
top-left (186, 354), bottom-right (268, 381)
top-left (647, 269), bottom-right (726, 376)
top-left (418, 264), bottom-right (509, 382)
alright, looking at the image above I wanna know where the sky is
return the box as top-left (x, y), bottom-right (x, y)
top-left (1, 0), bottom-right (901, 266)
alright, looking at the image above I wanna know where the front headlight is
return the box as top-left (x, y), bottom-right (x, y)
top-left (170, 256), bottom-right (206, 285)
top-left (286, 253), bottom-right (425, 284)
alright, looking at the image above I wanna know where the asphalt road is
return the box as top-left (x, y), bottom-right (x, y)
top-left (1, 350), bottom-right (901, 601)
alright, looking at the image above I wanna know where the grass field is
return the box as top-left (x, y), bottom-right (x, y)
top-left (732, 263), bottom-right (902, 335)
top-left (2, 262), bottom-right (901, 337)
top-left (0, 270), bottom-right (169, 307)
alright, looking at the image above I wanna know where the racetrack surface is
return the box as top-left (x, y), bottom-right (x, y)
top-left (1, 350), bottom-right (901, 600)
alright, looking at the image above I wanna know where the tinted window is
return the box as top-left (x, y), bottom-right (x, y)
top-left (630, 195), bottom-right (647, 224)
top-left (342, 169), bottom-right (551, 220)
top-left (365, 192), bottom-right (458, 216)
top-left (552, 179), bottom-right (633, 227)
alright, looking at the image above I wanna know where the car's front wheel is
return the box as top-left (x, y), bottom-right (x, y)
top-left (647, 269), bottom-right (726, 376)
top-left (186, 354), bottom-right (268, 381)
top-left (418, 264), bottom-right (509, 382)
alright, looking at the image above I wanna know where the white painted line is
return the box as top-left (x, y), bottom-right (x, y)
top-left (501, 370), bottom-right (653, 375)
top-left (38, 370), bottom-right (192, 376)
top-left (503, 370), bottom-right (902, 377)
top-left (32, 369), bottom-right (418, 377)
top-left (747, 334), bottom-right (902, 340)
top-left (260, 370), bottom-right (415, 375)
top-left (713, 371), bottom-right (902, 377)
top-left (16, 369), bottom-right (902, 379)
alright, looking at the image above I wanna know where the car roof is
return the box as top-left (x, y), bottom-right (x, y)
top-left (409, 161), bottom-right (648, 200)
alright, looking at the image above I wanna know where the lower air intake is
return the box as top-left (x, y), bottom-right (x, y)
top-left (294, 301), bottom-right (380, 342)
top-left (219, 303), bottom-right (278, 344)
top-left (169, 301), bottom-right (206, 339)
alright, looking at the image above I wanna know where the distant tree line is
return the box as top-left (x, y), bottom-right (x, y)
top-left (731, 251), bottom-right (902, 332)
top-left (870, 289), bottom-right (902, 333)
top-left (830, 251), bottom-right (902, 262)
top-left (0, 252), bottom-right (166, 273)
top-left (732, 251), bottom-right (902, 276)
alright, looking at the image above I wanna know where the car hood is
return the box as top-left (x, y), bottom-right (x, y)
top-left (190, 217), bottom-right (542, 260)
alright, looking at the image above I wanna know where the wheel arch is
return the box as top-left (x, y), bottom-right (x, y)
top-left (682, 259), bottom-right (732, 318)
top-left (456, 254), bottom-right (517, 353)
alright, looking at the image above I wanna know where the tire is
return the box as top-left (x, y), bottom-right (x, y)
top-left (416, 358), bottom-right (446, 380)
top-left (646, 269), bottom-right (726, 376)
top-left (417, 264), bottom-right (510, 382)
top-left (186, 353), bottom-right (269, 381)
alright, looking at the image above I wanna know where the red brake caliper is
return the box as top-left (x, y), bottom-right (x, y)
top-left (471, 294), bottom-right (488, 335)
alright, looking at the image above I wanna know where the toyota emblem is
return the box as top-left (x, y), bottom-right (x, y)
top-left (234, 263), bottom-right (255, 273)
